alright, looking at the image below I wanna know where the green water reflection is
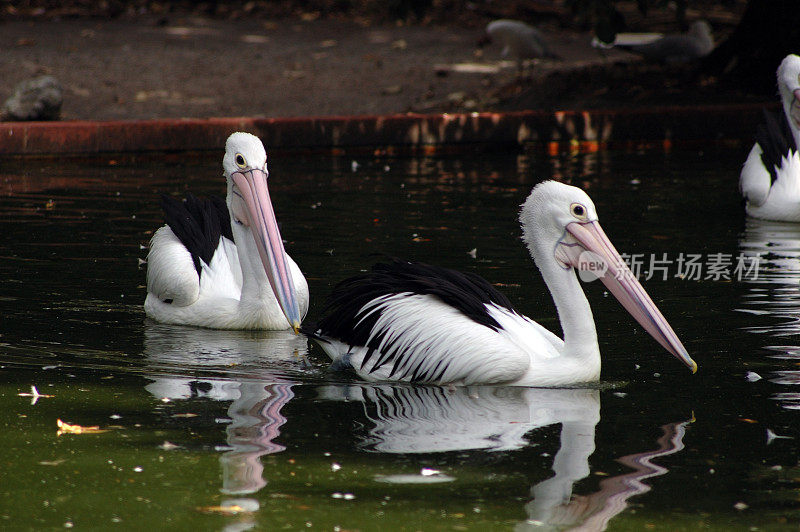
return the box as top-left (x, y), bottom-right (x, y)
top-left (0, 148), bottom-right (798, 530)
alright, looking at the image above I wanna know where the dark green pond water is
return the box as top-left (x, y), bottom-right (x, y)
top-left (1, 146), bottom-right (798, 530)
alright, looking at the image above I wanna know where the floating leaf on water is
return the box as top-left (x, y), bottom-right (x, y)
top-left (374, 473), bottom-right (455, 484)
top-left (56, 419), bottom-right (107, 436)
top-left (38, 459), bottom-right (66, 466)
top-left (196, 504), bottom-right (252, 515)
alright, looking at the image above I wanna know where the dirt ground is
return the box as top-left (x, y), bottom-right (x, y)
top-left (0, 8), bottom-right (766, 122)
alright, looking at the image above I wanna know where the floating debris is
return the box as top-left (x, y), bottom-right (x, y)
top-left (375, 468), bottom-right (454, 484)
top-left (38, 459), bottom-right (66, 466)
top-left (196, 504), bottom-right (253, 516)
top-left (18, 385), bottom-right (54, 405)
top-left (745, 371), bottom-right (762, 382)
top-left (198, 498), bottom-right (259, 515)
top-left (766, 428), bottom-right (793, 445)
top-left (56, 419), bottom-right (107, 436)
top-left (467, 248), bottom-right (477, 259)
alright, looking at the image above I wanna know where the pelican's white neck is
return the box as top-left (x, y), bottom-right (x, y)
top-left (527, 226), bottom-right (600, 364)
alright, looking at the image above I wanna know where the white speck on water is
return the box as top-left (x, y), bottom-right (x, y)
top-left (734, 501), bottom-right (748, 511)
top-left (331, 462), bottom-right (341, 472)
top-left (420, 468), bottom-right (440, 476)
top-left (133, 466), bottom-right (143, 473)
top-left (613, 392), bottom-right (627, 398)
top-left (467, 248), bottom-right (477, 259)
top-left (746, 371), bottom-right (762, 382)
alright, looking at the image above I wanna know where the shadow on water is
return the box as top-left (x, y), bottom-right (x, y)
top-left (1, 148), bottom-right (800, 529)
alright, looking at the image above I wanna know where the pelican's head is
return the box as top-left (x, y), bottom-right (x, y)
top-left (521, 180), bottom-right (696, 373)
top-left (777, 54), bottom-right (800, 130)
top-left (223, 132), bottom-right (302, 333)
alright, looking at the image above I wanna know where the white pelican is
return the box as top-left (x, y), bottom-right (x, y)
top-left (305, 180), bottom-right (696, 387)
top-left (740, 54), bottom-right (800, 222)
top-left (609, 20), bottom-right (713, 64)
top-left (483, 19), bottom-right (558, 75)
top-left (144, 132), bottom-right (308, 330)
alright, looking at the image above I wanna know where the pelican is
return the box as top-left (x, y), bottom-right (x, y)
top-left (740, 54), bottom-right (800, 222)
top-left (144, 132), bottom-right (308, 330)
top-left (305, 180), bottom-right (696, 387)
top-left (609, 20), bottom-right (713, 64)
top-left (482, 19), bottom-right (558, 76)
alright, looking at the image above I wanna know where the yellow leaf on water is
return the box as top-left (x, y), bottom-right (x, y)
top-left (196, 505), bottom-right (252, 515)
top-left (56, 419), bottom-right (108, 436)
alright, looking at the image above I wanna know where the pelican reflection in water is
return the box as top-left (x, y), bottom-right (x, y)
top-left (738, 218), bottom-right (800, 409)
top-left (142, 325), bottom-right (304, 497)
top-left (319, 384), bottom-right (692, 529)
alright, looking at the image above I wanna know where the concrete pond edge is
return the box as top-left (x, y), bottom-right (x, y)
top-left (0, 104), bottom-right (770, 157)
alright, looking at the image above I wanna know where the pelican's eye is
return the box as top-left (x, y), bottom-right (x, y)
top-left (570, 202), bottom-right (588, 220)
top-left (235, 153), bottom-right (247, 168)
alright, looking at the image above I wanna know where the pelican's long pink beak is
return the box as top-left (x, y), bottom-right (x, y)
top-left (231, 169), bottom-right (302, 333)
top-left (557, 221), bottom-right (697, 373)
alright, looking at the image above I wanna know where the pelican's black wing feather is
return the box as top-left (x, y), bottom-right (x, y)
top-left (756, 107), bottom-right (797, 185)
top-left (303, 259), bottom-right (520, 351)
top-left (160, 194), bottom-right (232, 276)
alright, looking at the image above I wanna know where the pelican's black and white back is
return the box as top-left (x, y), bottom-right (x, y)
top-left (304, 259), bottom-right (562, 385)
